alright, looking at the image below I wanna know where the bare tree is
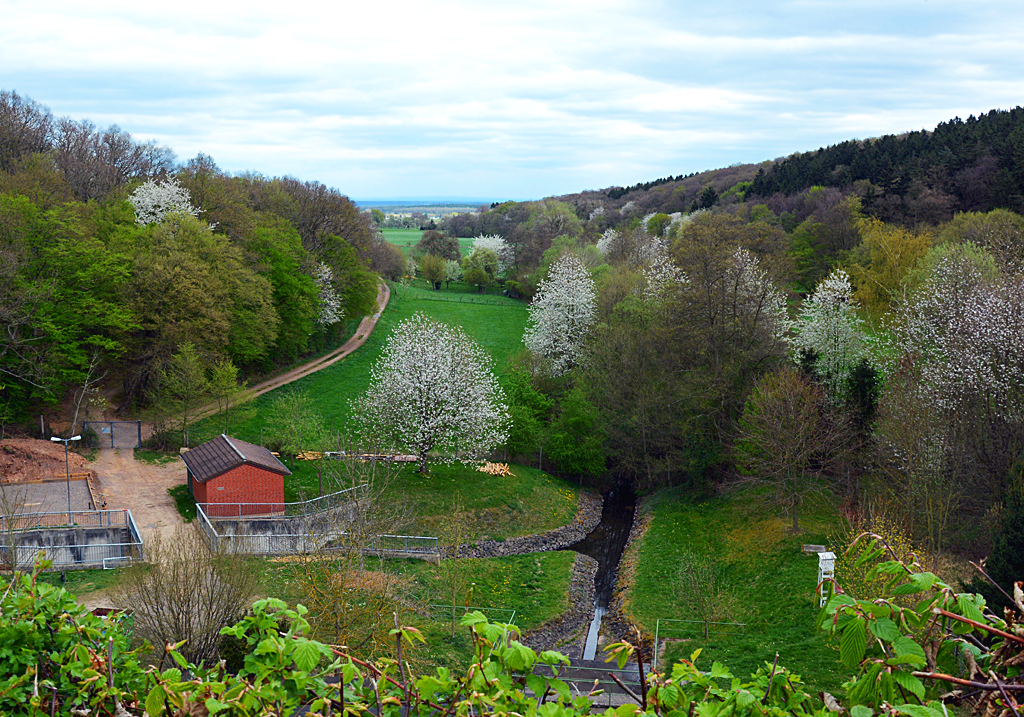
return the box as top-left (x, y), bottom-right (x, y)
top-left (294, 436), bottom-right (415, 658)
top-left (0, 481), bottom-right (29, 575)
top-left (731, 368), bottom-right (853, 532)
top-left (435, 493), bottom-right (471, 636)
top-left (113, 525), bottom-right (259, 666)
top-left (675, 550), bottom-right (735, 639)
top-left (70, 349), bottom-right (106, 437)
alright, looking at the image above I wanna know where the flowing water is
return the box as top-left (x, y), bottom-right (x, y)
top-left (564, 481), bottom-right (636, 660)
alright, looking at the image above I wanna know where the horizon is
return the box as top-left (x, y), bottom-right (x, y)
top-left (5, 1), bottom-right (1024, 198)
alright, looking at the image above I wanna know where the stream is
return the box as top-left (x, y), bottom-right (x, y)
top-left (564, 481), bottom-right (636, 660)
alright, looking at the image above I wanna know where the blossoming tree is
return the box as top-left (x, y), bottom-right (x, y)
top-left (128, 177), bottom-right (200, 225)
top-left (789, 269), bottom-right (869, 400)
top-left (353, 313), bottom-right (509, 472)
top-left (523, 253), bottom-right (596, 376)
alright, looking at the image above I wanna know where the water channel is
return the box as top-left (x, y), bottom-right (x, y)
top-left (564, 481), bottom-right (636, 660)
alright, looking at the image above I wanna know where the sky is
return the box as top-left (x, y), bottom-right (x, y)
top-left (3, 0), bottom-right (1024, 201)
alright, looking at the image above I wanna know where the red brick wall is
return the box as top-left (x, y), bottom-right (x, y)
top-left (202, 465), bottom-right (285, 517)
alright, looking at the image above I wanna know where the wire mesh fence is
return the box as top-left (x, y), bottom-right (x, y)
top-left (652, 618), bottom-right (747, 669)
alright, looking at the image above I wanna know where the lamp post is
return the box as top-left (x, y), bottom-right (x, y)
top-left (50, 435), bottom-right (81, 524)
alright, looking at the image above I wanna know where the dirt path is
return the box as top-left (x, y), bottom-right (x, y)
top-left (89, 448), bottom-right (183, 544)
top-left (189, 280), bottom-right (391, 424)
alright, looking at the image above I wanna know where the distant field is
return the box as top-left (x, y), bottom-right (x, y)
top-left (189, 282), bottom-right (528, 449)
top-left (382, 229), bottom-right (477, 257)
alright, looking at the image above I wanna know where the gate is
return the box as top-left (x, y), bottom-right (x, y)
top-left (83, 420), bottom-right (142, 449)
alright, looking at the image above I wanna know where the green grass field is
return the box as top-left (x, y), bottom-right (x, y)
top-left (254, 549), bottom-right (575, 668)
top-left (189, 282), bottom-right (528, 449)
top-left (622, 489), bottom-right (847, 693)
top-left (382, 229), bottom-right (477, 257)
top-left (284, 461), bottom-right (579, 541)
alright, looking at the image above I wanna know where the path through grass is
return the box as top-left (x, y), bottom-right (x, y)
top-left (622, 489), bottom-right (846, 693)
top-left (189, 282), bottom-right (528, 448)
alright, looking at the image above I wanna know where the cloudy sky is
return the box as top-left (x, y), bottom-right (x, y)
top-left (3, 0), bottom-right (1024, 200)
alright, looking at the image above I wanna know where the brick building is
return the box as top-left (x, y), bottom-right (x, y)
top-left (181, 434), bottom-right (291, 517)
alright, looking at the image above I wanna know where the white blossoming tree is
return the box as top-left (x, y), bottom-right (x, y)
top-left (642, 254), bottom-right (688, 301)
top-left (353, 313), bottom-right (509, 473)
top-left (524, 254), bottom-right (596, 376)
top-left (128, 177), bottom-right (200, 225)
top-left (313, 262), bottom-right (344, 326)
top-left (471, 234), bottom-right (513, 276)
top-left (789, 269), bottom-right (868, 399)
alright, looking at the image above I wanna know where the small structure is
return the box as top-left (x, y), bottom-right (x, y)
top-left (181, 434), bottom-right (291, 518)
top-left (817, 551), bottom-right (836, 607)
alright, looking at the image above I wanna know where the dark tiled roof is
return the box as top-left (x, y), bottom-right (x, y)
top-left (180, 434), bottom-right (291, 483)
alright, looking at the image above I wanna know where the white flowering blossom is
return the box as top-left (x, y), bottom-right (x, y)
top-left (790, 270), bottom-right (869, 399)
top-left (471, 234), bottom-right (513, 276)
top-left (642, 255), bottom-right (688, 301)
top-left (406, 255), bottom-right (418, 277)
top-left (353, 313), bottom-right (509, 472)
top-left (524, 254), bottom-right (597, 376)
top-left (445, 259), bottom-right (463, 284)
top-left (589, 205), bottom-right (605, 220)
top-left (620, 200), bottom-right (637, 215)
top-left (313, 262), bottom-right (344, 326)
top-left (630, 235), bottom-right (669, 266)
top-left (730, 248), bottom-right (790, 344)
top-left (128, 178), bottom-right (200, 225)
top-left (890, 255), bottom-right (1024, 422)
top-left (595, 228), bottom-right (620, 256)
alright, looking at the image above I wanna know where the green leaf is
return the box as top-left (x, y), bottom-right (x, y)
top-left (892, 637), bottom-right (926, 667)
top-left (869, 617), bottom-right (901, 642)
top-left (956, 594), bottom-right (987, 625)
top-left (893, 671), bottom-right (926, 700)
top-left (205, 697), bottom-right (229, 714)
top-left (840, 618), bottom-right (868, 668)
top-left (146, 685), bottom-right (166, 717)
top-left (709, 662), bottom-right (732, 679)
top-left (893, 573), bottom-right (937, 596)
top-left (892, 704), bottom-right (943, 717)
top-left (850, 705), bottom-right (874, 717)
top-left (293, 640), bottom-right (321, 673)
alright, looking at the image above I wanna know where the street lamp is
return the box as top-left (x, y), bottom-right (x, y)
top-left (50, 435), bottom-right (81, 524)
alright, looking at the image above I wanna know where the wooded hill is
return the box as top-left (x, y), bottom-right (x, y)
top-left (0, 90), bottom-right (405, 426)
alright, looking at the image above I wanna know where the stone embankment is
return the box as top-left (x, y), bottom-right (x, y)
top-left (521, 553), bottom-right (597, 657)
top-left (605, 495), bottom-right (656, 660)
top-left (459, 491), bottom-right (603, 558)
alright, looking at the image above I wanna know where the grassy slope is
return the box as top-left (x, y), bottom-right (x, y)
top-left (286, 461), bottom-right (579, 541)
top-left (190, 282), bottom-right (528, 448)
top-left (256, 550), bottom-right (576, 668)
top-left (623, 489), bottom-right (846, 693)
top-left (382, 229), bottom-right (476, 257)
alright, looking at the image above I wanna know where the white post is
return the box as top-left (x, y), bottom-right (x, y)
top-left (817, 551), bottom-right (836, 608)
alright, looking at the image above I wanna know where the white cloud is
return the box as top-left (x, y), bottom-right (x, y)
top-left (3, 0), bottom-right (1024, 197)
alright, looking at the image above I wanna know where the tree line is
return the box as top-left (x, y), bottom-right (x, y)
top-left (0, 89), bottom-right (405, 428)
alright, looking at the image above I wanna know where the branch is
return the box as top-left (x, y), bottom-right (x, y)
top-left (608, 673), bottom-right (643, 705)
top-left (932, 608), bottom-right (1024, 645)
top-left (912, 673), bottom-right (1024, 692)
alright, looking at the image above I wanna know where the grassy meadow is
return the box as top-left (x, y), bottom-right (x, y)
top-left (284, 461), bottom-right (579, 541)
top-left (621, 488), bottom-right (846, 692)
top-left (256, 549), bottom-right (576, 668)
top-left (188, 281), bottom-right (528, 449)
top-left (382, 228), bottom-right (478, 257)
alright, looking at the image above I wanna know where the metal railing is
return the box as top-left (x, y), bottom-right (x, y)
top-left (196, 503), bottom-right (437, 557)
top-left (0, 509), bottom-right (144, 570)
top-left (0, 508), bottom-right (135, 532)
top-left (652, 618), bottom-right (747, 669)
top-left (197, 485), bottom-right (365, 518)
